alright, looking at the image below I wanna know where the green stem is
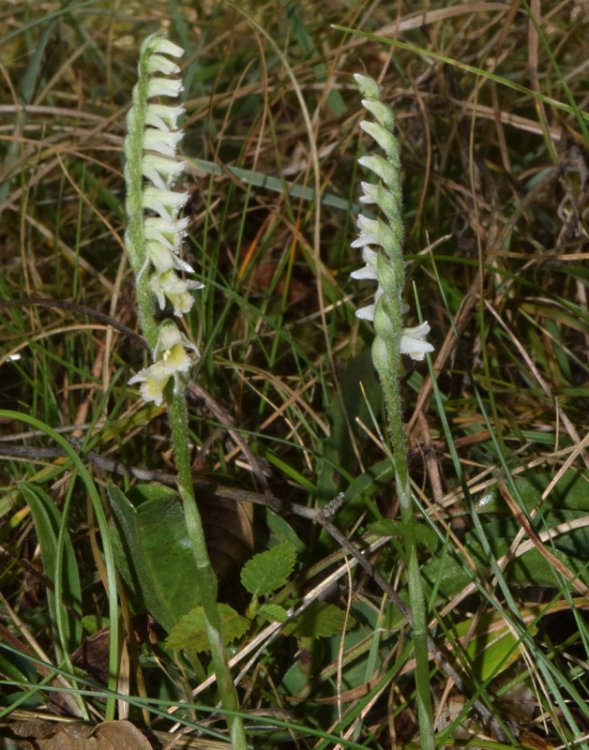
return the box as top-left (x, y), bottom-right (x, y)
top-left (374, 331), bottom-right (435, 750)
top-left (167, 390), bottom-right (247, 749)
top-left (368, 184), bottom-right (435, 748)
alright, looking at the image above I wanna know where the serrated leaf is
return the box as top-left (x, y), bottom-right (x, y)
top-left (165, 604), bottom-right (249, 652)
top-left (240, 542), bottom-right (297, 596)
top-left (284, 601), bottom-right (349, 638)
top-left (257, 603), bottom-right (289, 624)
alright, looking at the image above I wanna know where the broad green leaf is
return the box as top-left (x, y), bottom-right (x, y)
top-left (165, 604), bottom-right (249, 652)
top-left (284, 602), bottom-right (349, 639)
top-left (475, 469), bottom-right (589, 515)
top-left (257, 603), bottom-right (288, 624)
top-left (106, 483), bottom-right (201, 632)
top-left (451, 609), bottom-right (538, 684)
top-left (424, 470), bottom-right (589, 601)
top-left (241, 542), bottom-right (297, 596)
top-left (20, 483), bottom-right (82, 653)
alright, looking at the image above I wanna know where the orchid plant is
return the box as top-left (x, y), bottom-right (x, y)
top-left (350, 73), bottom-right (435, 749)
top-left (123, 34), bottom-right (246, 750)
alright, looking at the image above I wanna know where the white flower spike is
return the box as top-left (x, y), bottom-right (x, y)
top-left (350, 73), bottom-right (433, 362)
top-left (124, 34), bottom-right (204, 404)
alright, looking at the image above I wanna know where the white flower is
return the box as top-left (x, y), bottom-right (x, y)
top-left (358, 181), bottom-right (379, 205)
top-left (153, 320), bottom-right (200, 391)
top-left (400, 322), bottom-right (434, 361)
top-left (351, 215), bottom-right (395, 250)
top-left (355, 285), bottom-right (384, 321)
top-left (145, 103), bottom-right (185, 132)
top-left (143, 127), bottom-right (183, 157)
top-left (353, 73), bottom-right (382, 100)
top-left (128, 360), bottom-right (170, 406)
top-left (147, 76), bottom-right (183, 99)
top-left (142, 154), bottom-right (186, 190)
top-left (143, 185), bottom-right (189, 220)
top-left (361, 98), bottom-right (395, 130)
top-left (360, 120), bottom-right (397, 159)
top-left (358, 154), bottom-right (396, 188)
top-left (128, 320), bottom-right (201, 404)
top-left (147, 53), bottom-right (181, 76)
top-left (150, 270), bottom-right (204, 315)
top-left (144, 215), bottom-right (189, 250)
top-left (359, 181), bottom-right (400, 223)
top-left (147, 241), bottom-right (195, 274)
top-left (350, 246), bottom-right (379, 281)
top-left (154, 319), bottom-right (200, 361)
top-left (150, 36), bottom-right (184, 59)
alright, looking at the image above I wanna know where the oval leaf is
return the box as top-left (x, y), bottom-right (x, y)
top-left (240, 542), bottom-right (297, 596)
top-left (107, 482), bottom-right (201, 631)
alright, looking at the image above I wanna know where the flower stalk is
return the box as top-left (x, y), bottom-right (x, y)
top-left (351, 73), bottom-right (435, 749)
top-left (124, 34), bottom-right (246, 750)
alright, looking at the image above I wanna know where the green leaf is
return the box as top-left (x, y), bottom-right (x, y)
top-left (265, 508), bottom-right (306, 552)
top-left (106, 482), bottom-right (201, 632)
top-left (165, 604), bottom-right (249, 652)
top-left (423, 470), bottom-right (589, 601)
top-left (0, 645), bottom-right (36, 684)
top-left (451, 610), bottom-right (538, 684)
top-left (81, 615), bottom-right (109, 635)
top-left (284, 602), bottom-right (349, 638)
top-left (369, 519), bottom-right (438, 553)
top-left (240, 542), bottom-right (297, 596)
top-left (256, 603), bottom-right (289, 624)
top-left (20, 483), bottom-right (82, 653)
top-left (336, 458), bottom-right (395, 540)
